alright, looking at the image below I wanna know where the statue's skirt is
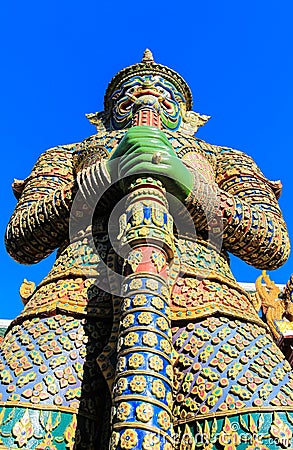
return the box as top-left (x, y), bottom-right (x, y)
top-left (1, 313), bottom-right (293, 449)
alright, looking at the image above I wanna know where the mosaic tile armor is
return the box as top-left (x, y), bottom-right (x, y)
top-left (1, 50), bottom-right (292, 449)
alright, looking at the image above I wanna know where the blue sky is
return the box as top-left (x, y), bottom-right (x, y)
top-left (1, 1), bottom-right (293, 319)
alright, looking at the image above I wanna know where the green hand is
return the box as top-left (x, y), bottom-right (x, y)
top-left (107, 126), bottom-right (193, 201)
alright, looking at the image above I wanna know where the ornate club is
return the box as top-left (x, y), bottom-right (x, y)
top-left (110, 107), bottom-right (176, 450)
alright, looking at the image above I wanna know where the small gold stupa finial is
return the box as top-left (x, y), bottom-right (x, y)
top-left (141, 49), bottom-right (154, 63)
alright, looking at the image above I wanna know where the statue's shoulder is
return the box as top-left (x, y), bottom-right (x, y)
top-left (29, 143), bottom-right (79, 175)
top-left (35, 143), bottom-right (79, 165)
top-left (11, 143), bottom-right (78, 199)
top-left (215, 144), bottom-right (283, 200)
top-left (216, 144), bottom-right (256, 161)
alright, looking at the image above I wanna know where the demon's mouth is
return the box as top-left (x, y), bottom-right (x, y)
top-left (120, 88), bottom-right (174, 113)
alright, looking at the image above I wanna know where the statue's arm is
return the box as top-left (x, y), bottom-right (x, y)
top-left (186, 146), bottom-right (290, 270)
top-left (5, 144), bottom-right (112, 265)
top-left (5, 146), bottom-right (76, 264)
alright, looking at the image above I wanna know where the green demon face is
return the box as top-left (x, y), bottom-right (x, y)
top-left (109, 75), bottom-right (185, 130)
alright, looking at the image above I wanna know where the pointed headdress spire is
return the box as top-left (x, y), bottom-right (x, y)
top-left (141, 48), bottom-right (154, 63)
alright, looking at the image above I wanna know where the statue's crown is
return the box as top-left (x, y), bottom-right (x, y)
top-left (104, 49), bottom-right (193, 113)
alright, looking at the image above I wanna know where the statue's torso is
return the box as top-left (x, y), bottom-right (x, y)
top-left (18, 130), bottom-right (260, 327)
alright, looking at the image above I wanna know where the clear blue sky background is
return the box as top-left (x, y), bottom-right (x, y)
top-left (1, 1), bottom-right (292, 319)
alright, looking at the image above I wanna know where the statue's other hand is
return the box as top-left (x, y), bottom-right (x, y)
top-left (109, 126), bottom-right (170, 160)
top-left (108, 126), bottom-right (193, 201)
